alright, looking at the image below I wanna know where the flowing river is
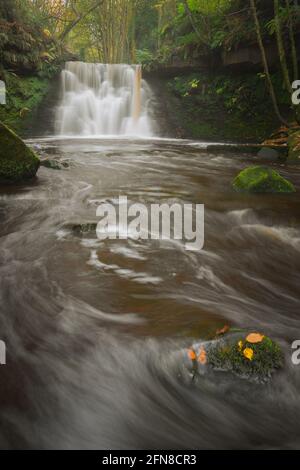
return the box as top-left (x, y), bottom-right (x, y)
top-left (1, 64), bottom-right (300, 449)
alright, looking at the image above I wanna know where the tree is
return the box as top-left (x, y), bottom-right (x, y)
top-left (250, 0), bottom-right (288, 125)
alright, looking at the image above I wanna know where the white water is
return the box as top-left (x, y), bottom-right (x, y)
top-left (55, 62), bottom-right (154, 137)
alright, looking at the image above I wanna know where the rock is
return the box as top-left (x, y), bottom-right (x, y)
top-left (0, 121), bottom-right (40, 182)
top-left (232, 166), bottom-right (295, 193)
top-left (184, 331), bottom-right (283, 382)
top-left (206, 144), bottom-right (287, 158)
top-left (257, 147), bottom-right (280, 161)
top-left (287, 130), bottom-right (300, 162)
top-left (64, 223), bottom-right (97, 235)
top-left (40, 158), bottom-right (69, 170)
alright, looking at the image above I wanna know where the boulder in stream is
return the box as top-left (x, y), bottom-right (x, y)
top-left (185, 331), bottom-right (283, 382)
top-left (233, 166), bottom-right (295, 193)
top-left (0, 121), bottom-right (40, 182)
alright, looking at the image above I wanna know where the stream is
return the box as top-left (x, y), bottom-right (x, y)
top-left (1, 136), bottom-right (300, 449)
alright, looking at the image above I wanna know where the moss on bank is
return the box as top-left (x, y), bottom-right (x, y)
top-left (0, 71), bottom-right (51, 135)
top-left (165, 71), bottom-right (291, 142)
top-left (0, 121), bottom-right (40, 182)
top-left (232, 166), bottom-right (295, 193)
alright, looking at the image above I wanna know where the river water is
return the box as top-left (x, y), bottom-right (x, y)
top-left (1, 137), bottom-right (300, 449)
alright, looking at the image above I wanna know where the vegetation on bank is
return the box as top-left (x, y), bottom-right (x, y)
top-left (0, 72), bottom-right (51, 134)
top-left (0, 0), bottom-right (300, 145)
top-left (164, 71), bottom-right (291, 141)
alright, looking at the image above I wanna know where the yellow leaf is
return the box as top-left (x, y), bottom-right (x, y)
top-left (238, 340), bottom-right (243, 351)
top-left (246, 333), bottom-right (265, 344)
top-left (243, 348), bottom-right (254, 361)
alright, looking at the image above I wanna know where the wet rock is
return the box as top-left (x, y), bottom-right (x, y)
top-left (0, 121), bottom-right (40, 182)
top-left (232, 166), bottom-right (295, 193)
top-left (185, 331), bottom-right (283, 382)
top-left (65, 223), bottom-right (97, 235)
top-left (40, 158), bottom-right (70, 170)
top-left (257, 147), bottom-right (280, 161)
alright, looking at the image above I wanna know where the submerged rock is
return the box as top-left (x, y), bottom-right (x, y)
top-left (257, 147), bottom-right (281, 161)
top-left (232, 166), bottom-right (295, 193)
top-left (185, 331), bottom-right (283, 382)
top-left (0, 121), bottom-right (40, 182)
top-left (40, 158), bottom-right (70, 170)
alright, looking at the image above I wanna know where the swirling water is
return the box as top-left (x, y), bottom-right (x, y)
top-left (1, 137), bottom-right (300, 449)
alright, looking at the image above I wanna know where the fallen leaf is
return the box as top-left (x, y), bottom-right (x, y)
top-left (198, 348), bottom-right (207, 365)
top-left (243, 347), bottom-right (254, 361)
top-left (187, 349), bottom-right (196, 361)
top-left (216, 325), bottom-right (230, 336)
top-left (246, 333), bottom-right (265, 344)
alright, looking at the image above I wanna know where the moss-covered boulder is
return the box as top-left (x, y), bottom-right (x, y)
top-left (185, 331), bottom-right (283, 382)
top-left (0, 121), bottom-right (40, 182)
top-left (233, 166), bottom-right (295, 193)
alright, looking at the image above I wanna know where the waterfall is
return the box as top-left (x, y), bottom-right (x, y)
top-left (55, 62), bottom-right (153, 137)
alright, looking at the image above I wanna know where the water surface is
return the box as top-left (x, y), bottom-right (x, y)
top-left (0, 137), bottom-right (300, 449)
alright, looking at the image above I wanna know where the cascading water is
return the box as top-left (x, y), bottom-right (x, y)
top-left (55, 62), bottom-right (154, 137)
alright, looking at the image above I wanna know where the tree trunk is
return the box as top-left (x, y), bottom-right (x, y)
top-left (285, 0), bottom-right (298, 80)
top-left (274, 0), bottom-right (292, 93)
top-left (250, 0), bottom-right (288, 126)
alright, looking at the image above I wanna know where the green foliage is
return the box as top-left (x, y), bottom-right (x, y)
top-left (167, 71), bottom-right (291, 141)
top-left (0, 72), bottom-right (50, 134)
top-left (136, 49), bottom-right (157, 70)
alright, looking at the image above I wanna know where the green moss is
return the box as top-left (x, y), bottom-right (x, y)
top-left (207, 334), bottom-right (283, 380)
top-left (166, 72), bottom-right (291, 142)
top-left (0, 120), bottom-right (40, 182)
top-left (232, 166), bottom-right (295, 193)
top-left (0, 72), bottom-right (50, 135)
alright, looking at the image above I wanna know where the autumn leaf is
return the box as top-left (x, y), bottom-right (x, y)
top-left (246, 333), bottom-right (265, 344)
top-left (243, 348), bottom-right (254, 361)
top-left (216, 325), bottom-right (230, 336)
top-left (187, 349), bottom-right (196, 361)
top-left (198, 348), bottom-right (207, 365)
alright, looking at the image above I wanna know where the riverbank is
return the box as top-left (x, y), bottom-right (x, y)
top-left (149, 70), bottom-right (291, 143)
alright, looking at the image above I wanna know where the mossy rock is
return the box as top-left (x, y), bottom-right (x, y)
top-left (232, 166), bottom-right (295, 193)
top-left (186, 332), bottom-right (283, 382)
top-left (207, 333), bottom-right (283, 381)
top-left (0, 121), bottom-right (40, 182)
top-left (40, 158), bottom-right (69, 170)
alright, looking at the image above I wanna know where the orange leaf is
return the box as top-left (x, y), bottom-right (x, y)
top-left (246, 333), bottom-right (265, 344)
top-left (187, 349), bottom-right (196, 360)
top-left (216, 325), bottom-right (230, 336)
top-left (198, 348), bottom-right (207, 365)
